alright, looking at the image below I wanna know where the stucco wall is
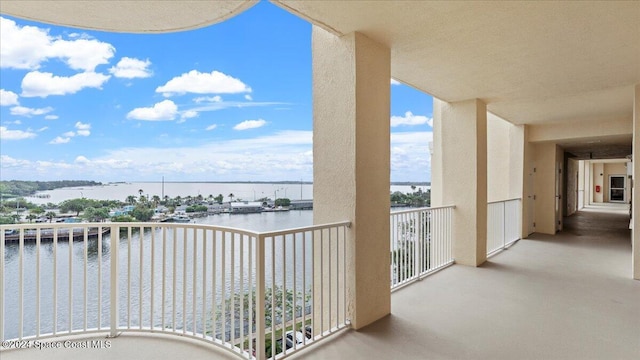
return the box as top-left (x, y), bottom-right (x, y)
top-left (488, 114), bottom-right (525, 203)
top-left (534, 142), bottom-right (557, 234)
top-left (312, 27), bottom-right (391, 328)
top-left (592, 162), bottom-right (605, 203)
top-left (566, 159), bottom-right (578, 216)
top-left (487, 114), bottom-right (511, 202)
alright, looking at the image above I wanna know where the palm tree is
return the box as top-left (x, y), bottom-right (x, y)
top-left (228, 193), bottom-right (235, 203)
top-left (126, 195), bottom-right (137, 205)
top-left (45, 211), bottom-right (56, 223)
top-left (152, 195), bottom-right (161, 207)
top-left (26, 214), bottom-right (36, 223)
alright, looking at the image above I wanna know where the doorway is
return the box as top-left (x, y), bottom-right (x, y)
top-left (609, 175), bottom-right (625, 202)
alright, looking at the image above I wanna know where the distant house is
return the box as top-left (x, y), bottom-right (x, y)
top-left (230, 202), bottom-right (263, 214)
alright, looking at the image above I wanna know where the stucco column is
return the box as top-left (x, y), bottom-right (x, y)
top-left (312, 26), bottom-right (391, 328)
top-left (632, 84), bottom-right (640, 280)
top-left (432, 98), bottom-right (488, 266)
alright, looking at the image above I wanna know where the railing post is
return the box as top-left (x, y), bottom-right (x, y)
top-left (415, 212), bottom-right (422, 277)
top-left (110, 225), bottom-right (119, 337)
top-left (502, 201), bottom-right (507, 250)
top-left (255, 234), bottom-right (265, 360)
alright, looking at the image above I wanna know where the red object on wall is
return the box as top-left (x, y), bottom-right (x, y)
top-left (596, 185), bottom-right (601, 193)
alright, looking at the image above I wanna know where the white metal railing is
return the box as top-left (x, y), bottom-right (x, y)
top-left (0, 221), bottom-right (350, 360)
top-left (487, 198), bottom-right (521, 256)
top-left (390, 205), bottom-right (455, 290)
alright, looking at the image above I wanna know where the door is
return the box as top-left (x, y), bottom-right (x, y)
top-left (609, 175), bottom-right (625, 202)
top-left (527, 162), bottom-right (536, 234)
top-left (555, 160), bottom-right (563, 232)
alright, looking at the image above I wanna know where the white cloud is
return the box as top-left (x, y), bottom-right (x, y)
top-left (44, 115), bottom-right (59, 120)
top-left (245, 94), bottom-right (253, 101)
top-left (1, 17), bottom-right (52, 70)
top-left (75, 155), bottom-right (90, 164)
top-left (194, 95), bottom-right (222, 103)
top-left (48, 38), bottom-right (115, 72)
top-left (126, 100), bottom-right (178, 121)
top-left (109, 57), bottom-right (152, 78)
top-left (0, 126), bottom-right (37, 140)
top-left (390, 131), bottom-right (433, 181)
top-left (63, 131), bottom-right (76, 137)
top-left (191, 100), bottom-right (284, 113)
top-left (0, 89), bottom-right (19, 106)
top-left (390, 111), bottom-right (432, 127)
top-left (38, 126), bottom-right (48, 132)
top-left (1, 17), bottom-right (114, 71)
top-left (180, 110), bottom-right (198, 121)
top-left (391, 78), bottom-right (401, 85)
top-left (234, 119), bottom-right (267, 130)
top-left (10, 105), bottom-right (53, 117)
top-left (1, 128), bottom-right (432, 181)
top-left (205, 124), bottom-right (218, 131)
top-left (49, 136), bottom-right (71, 144)
top-left (21, 71), bottom-right (110, 98)
top-left (75, 121), bottom-right (91, 136)
top-left (156, 70), bottom-right (251, 97)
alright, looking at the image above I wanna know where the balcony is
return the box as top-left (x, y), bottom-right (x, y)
top-left (2, 204), bottom-right (638, 360)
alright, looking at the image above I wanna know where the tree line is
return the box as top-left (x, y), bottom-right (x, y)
top-left (0, 180), bottom-right (101, 198)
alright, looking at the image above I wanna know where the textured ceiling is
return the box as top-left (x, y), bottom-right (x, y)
top-left (0, 0), bottom-right (258, 33)
top-left (274, 1), bottom-right (640, 126)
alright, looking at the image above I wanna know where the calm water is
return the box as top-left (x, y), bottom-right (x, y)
top-left (28, 182), bottom-right (427, 205)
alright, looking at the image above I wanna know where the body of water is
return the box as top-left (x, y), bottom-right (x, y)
top-left (28, 182), bottom-right (429, 205)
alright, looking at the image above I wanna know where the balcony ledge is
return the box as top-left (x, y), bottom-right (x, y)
top-left (1, 332), bottom-right (238, 360)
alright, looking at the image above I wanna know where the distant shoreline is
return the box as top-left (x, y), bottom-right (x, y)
top-left (107, 181), bottom-right (431, 186)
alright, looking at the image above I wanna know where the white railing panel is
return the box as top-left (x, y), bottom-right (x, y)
top-left (390, 206), bottom-right (455, 290)
top-left (1, 221), bottom-right (351, 360)
top-left (487, 199), bottom-right (522, 256)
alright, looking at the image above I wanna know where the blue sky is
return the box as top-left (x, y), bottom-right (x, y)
top-left (0, 1), bottom-right (433, 183)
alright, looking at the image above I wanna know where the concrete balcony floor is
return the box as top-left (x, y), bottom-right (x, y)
top-left (3, 206), bottom-right (638, 360)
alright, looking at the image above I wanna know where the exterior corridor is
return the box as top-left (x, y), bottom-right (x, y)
top-left (290, 209), bottom-right (639, 360)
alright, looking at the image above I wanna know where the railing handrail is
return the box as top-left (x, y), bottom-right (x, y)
top-left (487, 198), bottom-right (521, 205)
top-left (390, 204), bottom-right (455, 215)
top-left (1, 220), bottom-right (353, 240)
top-left (258, 220), bottom-right (351, 238)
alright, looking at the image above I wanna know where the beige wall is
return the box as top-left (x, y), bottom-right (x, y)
top-left (533, 142), bottom-right (557, 234)
top-left (578, 160), bottom-right (585, 210)
top-left (566, 159), bottom-right (578, 216)
top-left (523, 126), bottom-right (536, 236)
top-left (528, 116), bottom-right (631, 143)
top-left (312, 27), bottom-right (391, 328)
top-left (592, 162), bottom-right (605, 203)
top-left (432, 98), bottom-right (487, 266)
top-left (487, 113), bottom-right (524, 203)
top-left (487, 114), bottom-right (511, 202)
top-left (603, 162), bottom-right (627, 202)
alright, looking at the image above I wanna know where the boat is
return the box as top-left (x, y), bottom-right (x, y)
top-left (171, 215), bottom-right (191, 223)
